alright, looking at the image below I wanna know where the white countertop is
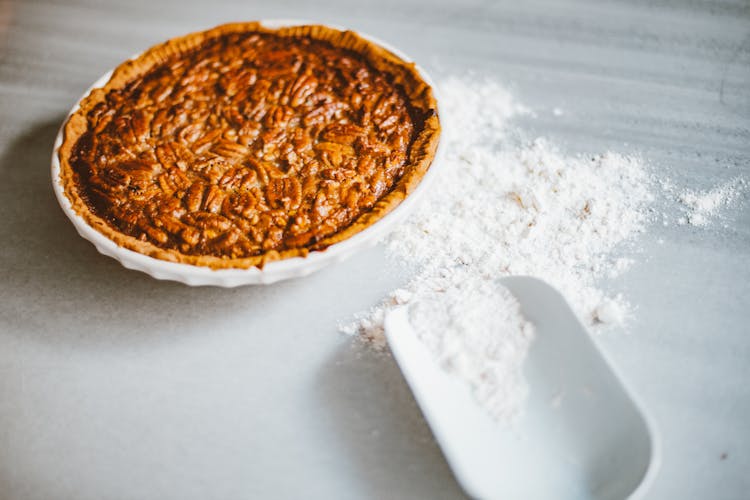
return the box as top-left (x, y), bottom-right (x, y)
top-left (1, 1), bottom-right (748, 499)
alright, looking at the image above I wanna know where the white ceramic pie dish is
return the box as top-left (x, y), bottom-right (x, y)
top-left (50, 20), bottom-right (444, 287)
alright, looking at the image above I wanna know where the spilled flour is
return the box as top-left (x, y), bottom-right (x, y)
top-left (676, 178), bottom-right (746, 227)
top-left (343, 76), bottom-right (653, 333)
top-left (341, 75), bottom-right (743, 420)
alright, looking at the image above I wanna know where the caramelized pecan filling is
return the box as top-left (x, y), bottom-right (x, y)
top-left (70, 32), bottom-right (422, 258)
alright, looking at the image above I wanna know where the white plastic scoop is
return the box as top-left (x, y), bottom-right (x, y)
top-left (384, 276), bottom-right (660, 500)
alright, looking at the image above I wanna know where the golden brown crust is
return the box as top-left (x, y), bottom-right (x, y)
top-left (57, 22), bottom-right (440, 269)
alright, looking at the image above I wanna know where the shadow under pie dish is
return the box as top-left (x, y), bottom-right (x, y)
top-left (52, 21), bottom-right (442, 286)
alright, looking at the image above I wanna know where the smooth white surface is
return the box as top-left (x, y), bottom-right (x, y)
top-left (49, 22), bottom-right (445, 286)
top-left (1, 1), bottom-right (748, 499)
top-left (385, 277), bottom-right (659, 500)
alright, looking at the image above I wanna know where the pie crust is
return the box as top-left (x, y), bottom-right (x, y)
top-left (57, 22), bottom-right (440, 269)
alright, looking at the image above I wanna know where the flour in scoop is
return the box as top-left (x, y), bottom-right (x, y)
top-left (408, 277), bottom-right (534, 421)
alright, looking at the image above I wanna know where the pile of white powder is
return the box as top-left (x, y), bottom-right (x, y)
top-left (341, 75), bottom-right (742, 420)
top-left (676, 178), bottom-right (746, 227)
top-left (344, 76), bottom-right (653, 330)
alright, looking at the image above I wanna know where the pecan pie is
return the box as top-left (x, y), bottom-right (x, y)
top-left (58, 22), bottom-right (440, 269)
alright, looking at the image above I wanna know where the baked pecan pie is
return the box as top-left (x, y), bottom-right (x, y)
top-left (58, 22), bottom-right (440, 268)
